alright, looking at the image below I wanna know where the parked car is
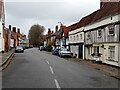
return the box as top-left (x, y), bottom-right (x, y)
top-left (59, 48), bottom-right (72, 57)
top-left (52, 48), bottom-right (59, 55)
top-left (15, 46), bottom-right (24, 53)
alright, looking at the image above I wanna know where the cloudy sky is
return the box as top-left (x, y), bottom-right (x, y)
top-left (4, 0), bottom-right (100, 36)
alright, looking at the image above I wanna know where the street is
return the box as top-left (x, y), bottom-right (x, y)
top-left (2, 48), bottom-right (119, 88)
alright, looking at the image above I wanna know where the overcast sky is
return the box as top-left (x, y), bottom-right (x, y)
top-left (4, 0), bottom-right (100, 36)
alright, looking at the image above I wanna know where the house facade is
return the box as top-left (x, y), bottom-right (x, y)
top-left (68, 23), bottom-right (85, 59)
top-left (84, 2), bottom-right (120, 67)
top-left (0, 0), bottom-right (5, 52)
top-left (46, 25), bottom-right (70, 50)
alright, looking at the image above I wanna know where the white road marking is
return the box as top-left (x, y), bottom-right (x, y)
top-left (46, 60), bottom-right (50, 65)
top-left (50, 66), bottom-right (54, 74)
top-left (54, 79), bottom-right (61, 89)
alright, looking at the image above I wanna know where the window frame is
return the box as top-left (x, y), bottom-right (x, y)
top-left (108, 46), bottom-right (115, 61)
top-left (97, 29), bottom-right (102, 37)
top-left (87, 32), bottom-right (91, 39)
top-left (108, 24), bottom-right (115, 35)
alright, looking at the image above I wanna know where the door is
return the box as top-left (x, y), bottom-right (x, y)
top-left (79, 44), bottom-right (83, 59)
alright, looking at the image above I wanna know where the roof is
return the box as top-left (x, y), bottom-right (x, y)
top-left (0, 0), bottom-right (2, 18)
top-left (70, 2), bottom-right (120, 31)
top-left (52, 30), bottom-right (62, 36)
top-left (62, 26), bottom-right (70, 38)
top-left (91, 2), bottom-right (120, 23)
top-left (69, 22), bottom-right (78, 31)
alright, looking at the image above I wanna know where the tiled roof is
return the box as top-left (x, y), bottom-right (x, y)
top-left (70, 2), bottom-right (120, 31)
top-left (69, 23), bottom-right (78, 31)
top-left (0, 0), bottom-right (2, 18)
top-left (52, 30), bottom-right (62, 36)
top-left (62, 26), bottom-right (69, 38)
top-left (91, 2), bottom-right (120, 23)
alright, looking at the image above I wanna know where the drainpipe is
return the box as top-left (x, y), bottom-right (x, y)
top-left (118, 41), bottom-right (120, 67)
top-left (83, 31), bottom-right (85, 60)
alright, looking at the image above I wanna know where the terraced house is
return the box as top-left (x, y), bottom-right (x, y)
top-left (68, 22), bottom-right (85, 59)
top-left (0, 0), bottom-right (5, 52)
top-left (84, 1), bottom-right (120, 67)
top-left (68, 0), bottom-right (120, 67)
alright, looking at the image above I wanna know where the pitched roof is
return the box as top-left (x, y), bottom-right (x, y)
top-left (52, 30), bottom-right (62, 36)
top-left (91, 2), bottom-right (120, 23)
top-left (62, 26), bottom-right (70, 38)
top-left (70, 2), bottom-right (120, 31)
top-left (69, 22), bottom-right (78, 31)
top-left (0, 0), bottom-right (2, 18)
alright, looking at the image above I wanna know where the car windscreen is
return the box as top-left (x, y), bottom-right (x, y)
top-left (61, 48), bottom-right (67, 51)
top-left (16, 46), bottom-right (23, 50)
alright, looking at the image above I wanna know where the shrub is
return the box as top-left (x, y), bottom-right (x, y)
top-left (45, 44), bottom-right (52, 52)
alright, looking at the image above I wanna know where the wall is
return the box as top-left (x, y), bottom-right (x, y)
top-left (84, 13), bottom-right (119, 31)
top-left (69, 27), bottom-right (84, 44)
top-left (0, 20), bottom-right (4, 52)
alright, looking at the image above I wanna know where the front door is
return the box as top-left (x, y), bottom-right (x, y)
top-left (79, 44), bottom-right (83, 59)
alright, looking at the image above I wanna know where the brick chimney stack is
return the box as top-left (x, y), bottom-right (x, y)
top-left (9, 25), bottom-right (12, 31)
top-left (55, 25), bottom-right (58, 32)
top-left (17, 28), bottom-right (20, 34)
top-left (12, 27), bottom-right (16, 32)
top-left (48, 28), bottom-right (51, 35)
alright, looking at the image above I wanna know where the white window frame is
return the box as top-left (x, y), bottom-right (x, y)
top-left (74, 36), bottom-right (75, 40)
top-left (108, 46), bottom-right (115, 61)
top-left (97, 29), bottom-right (102, 37)
top-left (87, 32), bottom-right (91, 39)
top-left (108, 25), bottom-right (115, 35)
top-left (94, 46), bottom-right (99, 56)
top-left (80, 34), bottom-right (82, 40)
top-left (76, 35), bottom-right (79, 40)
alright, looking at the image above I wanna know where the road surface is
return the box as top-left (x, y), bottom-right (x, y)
top-left (2, 48), bottom-right (119, 88)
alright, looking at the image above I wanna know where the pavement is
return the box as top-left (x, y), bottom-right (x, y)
top-left (43, 51), bottom-right (120, 80)
top-left (0, 49), bottom-right (15, 70)
top-left (3, 48), bottom-right (119, 88)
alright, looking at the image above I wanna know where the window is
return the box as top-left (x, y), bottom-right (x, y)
top-left (108, 25), bottom-right (114, 35)
top-left (74, 36), bottom-right (75, 40)
top-left (87, 32), bottom-right (91, 39)
top-left (67, 38), bottom-right (69, 41)
top-left (94, 46), bottom-right (99, 55)
top-left (109, 46), bottom-right (115, 60)
top-left (77, 35), bottom-right (79, 40)
top-left (97, 29), bottom-right (102, 37)
top-left (80, 34), bottom-right (82, 40)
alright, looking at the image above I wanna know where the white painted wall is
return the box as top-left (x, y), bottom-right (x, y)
top-left (91, 43), bottom-right (119, 67)
top-left (69, 27), bottom-right (84, 44)
top-left (70, 45), bottom-right (79, 58)
top-left (0, 20), bottom-right (4, 52)
top-left (84, 13), bottom-right (119, 31)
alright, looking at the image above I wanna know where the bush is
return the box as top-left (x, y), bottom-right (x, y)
top-left (45, 44), bottom-right (52, 52)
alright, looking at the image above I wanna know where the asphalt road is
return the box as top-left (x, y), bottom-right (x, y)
top-left (2, 48), bottom-right (119, 88)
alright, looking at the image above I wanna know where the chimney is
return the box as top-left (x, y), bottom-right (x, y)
top-left (51, 31), bottom-right (53, 34)
top-left (17, 28), bottom-right (20, 34)
top-left (9, 25), bottom-right (12, 31)
top-left (12, 27), bottom-right (16, 32)
top-left (55, 25), bottom-right (58, 32)
top-left (48, 28), bottom-right (51, 35)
